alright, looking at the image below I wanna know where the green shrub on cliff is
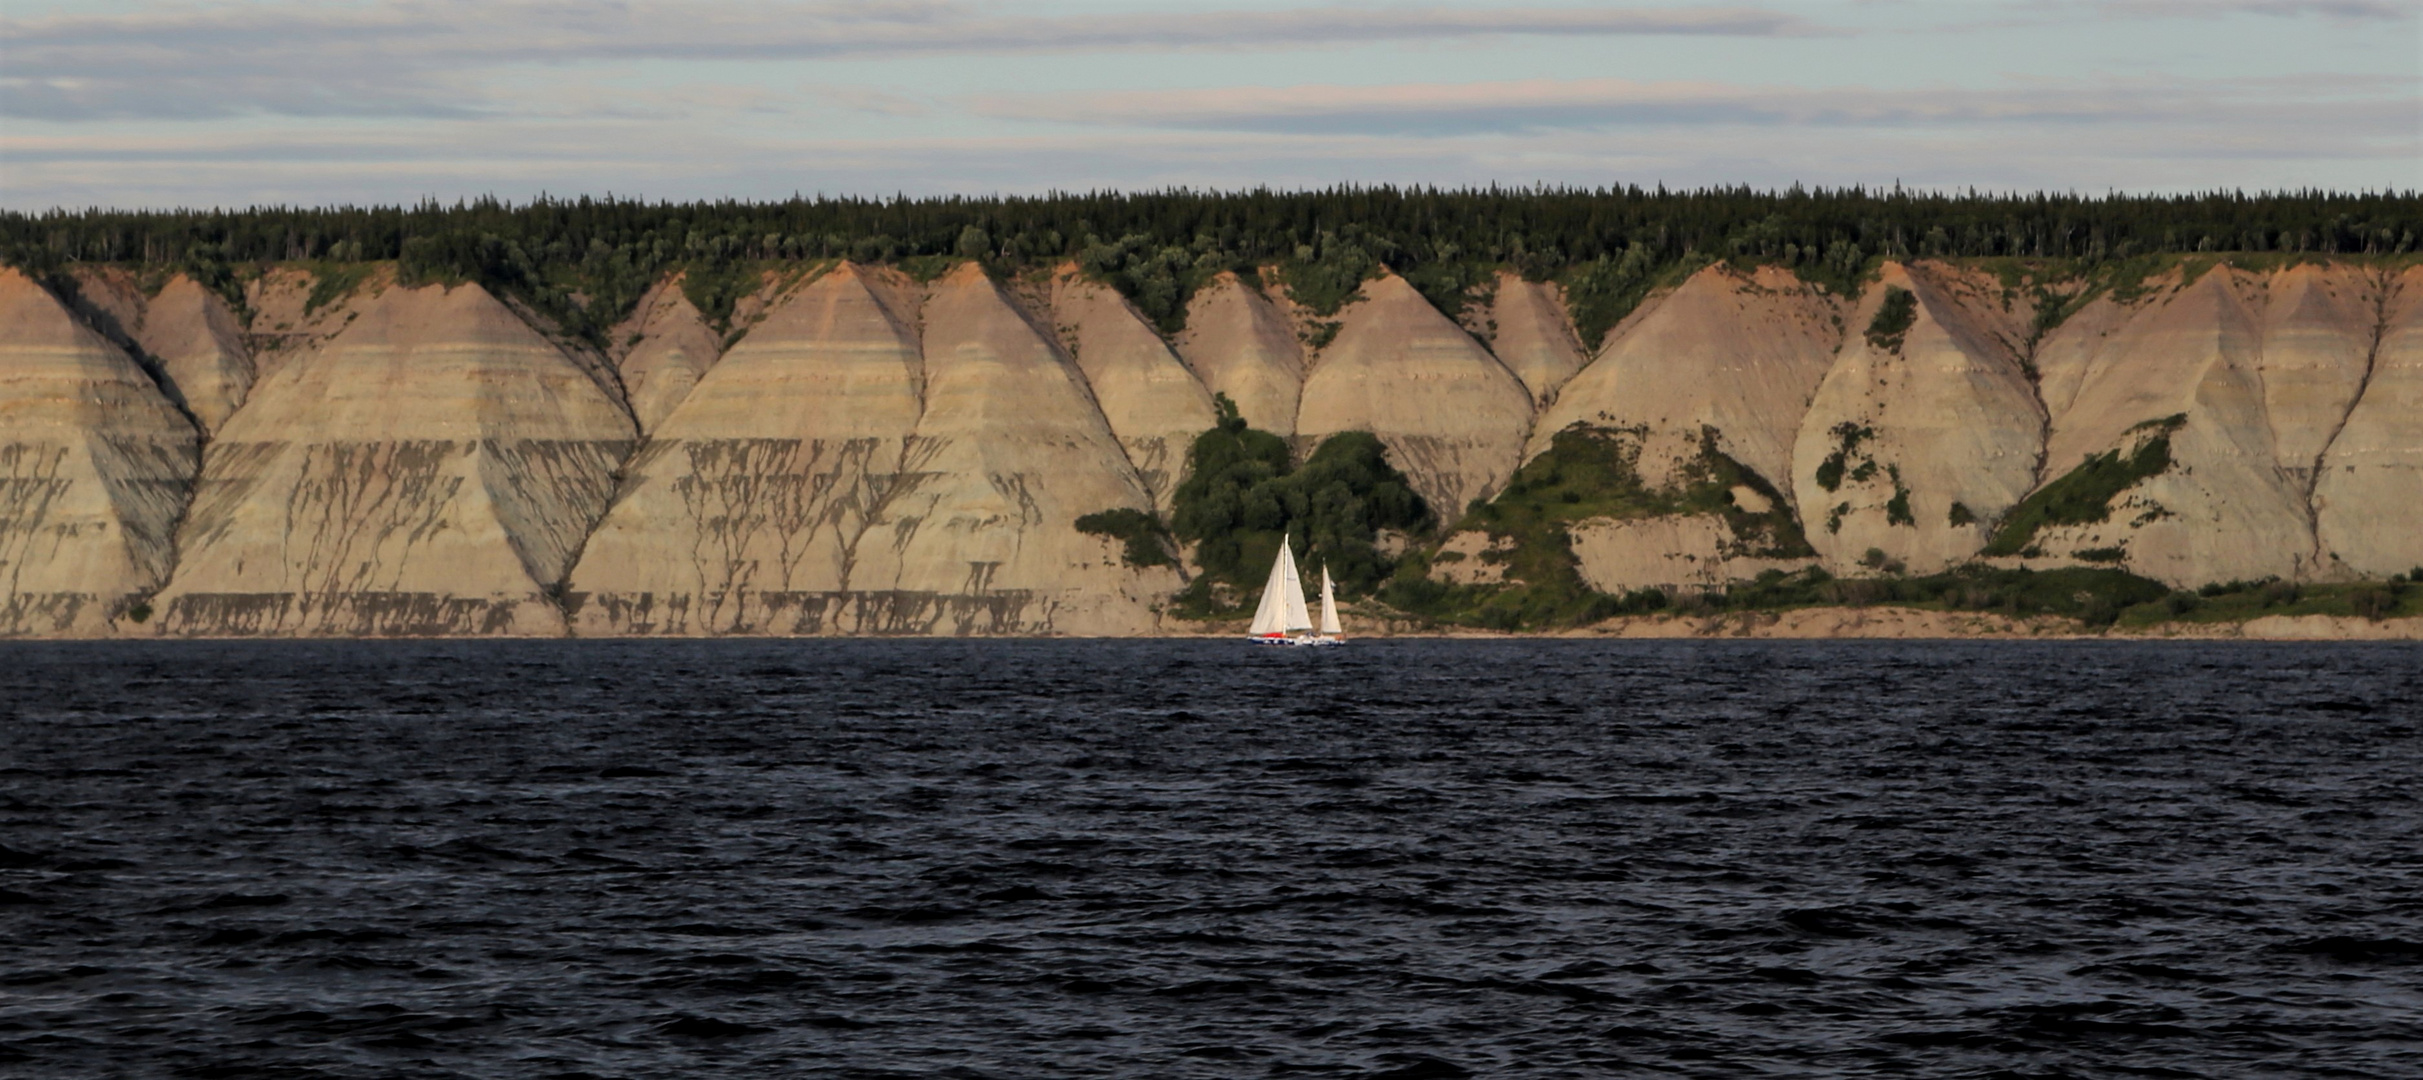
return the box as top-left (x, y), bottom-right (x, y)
top-left (1168, 396), bottom-right (1430, 617)
top-left (1984, 414), bottom-right (2184, 556)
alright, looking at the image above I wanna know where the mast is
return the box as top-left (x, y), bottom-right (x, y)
top-left (1278, 544), bottom-right (1313, 633)
top-left (1248, 536), bottom-right (1296, 637)
top-left (1319, 566), bottom-right (1342, 636)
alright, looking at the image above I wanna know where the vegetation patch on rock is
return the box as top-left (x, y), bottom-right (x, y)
top-left (1168, 397), bottom-right (1430, 618)
top-left (1984, 414), bottom-right (2185, 557)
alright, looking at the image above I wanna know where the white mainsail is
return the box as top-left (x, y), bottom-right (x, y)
top-left (1248, 536), bottom-right (1313, 636)
top-left (1319, 567), bottom-right (1342, 637)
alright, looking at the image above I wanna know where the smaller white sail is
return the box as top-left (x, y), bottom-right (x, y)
top-left (1318, 567), bottom-right (1342, 637)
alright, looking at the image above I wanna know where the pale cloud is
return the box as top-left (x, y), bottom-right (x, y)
top-left (973, 73), bottom-right (2421, 142)
top-left (0, 1), bottom-right (1823, 121)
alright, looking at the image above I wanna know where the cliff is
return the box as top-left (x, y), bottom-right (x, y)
top-left (3, 254), bottom-right (2418, 638)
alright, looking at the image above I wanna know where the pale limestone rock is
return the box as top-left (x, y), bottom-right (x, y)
top-left (1531, 265), bottom-right (1840, 495)
top-left (843, 263), bottom-right (1175, 635)
top-left (612, 279), bottom-right (723, 434)
top-left (153, 282), bottom-right (634, 636)
top-left (1431, 530), bottom-right (1510, 585)
top-left (138, 276), bottom-right (254, 433)
top-left (61, 268), bottom-right (255, 432)
top-left (1568, 515), bottom-right (1813, 593)
top-left (1482, 271), bottom-right (1587, 405)
top-left (2315, 266), bottom-right (2423, 578)
top-left (1792, 263), bottom-right (2042, 575)
top-left (2259, 264), bottom-right (2381, 489)
top-left (2033, 292), bottom-right (2132, 424)
top-left (566, 263), bottom-right (930, 635)
top-left (1296, 272), bottom-right (1533, 518)
top-left (0, 269), bottom-right (199, 635)
top-left (1051, 271), bottom-right (1217, 510)
top-left (1174, 272), bottom-right (1303, 435)
top-left (2027, 269), bottom-right (2316, 585)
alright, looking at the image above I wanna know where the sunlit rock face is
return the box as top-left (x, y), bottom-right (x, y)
top-left (613, 278), bottom-right (724, 435)
top-left (152, 281), bottom-right (634, 636)
top-left (1050, 270), bottom-right (1217, 511)
top-left (2014, 267), bottom-right (2373, 585)
top-left (1792, 264), bottom-right (2044, 576)
top-left (1296, 272), bottom-right (1535, 518)
top-left (566, 263), bottom-right (929, 635)
top-left (0, 269), bottom-right (200, 636)
top-left (2315, 266), bottom-right (2423, 579)
top-left (1482, 271), bottom-right (1589, 406)
top-left (1533, 264), bottom-right (1841, 496)
top-left (1174, 271), bottom-right (1304, 436)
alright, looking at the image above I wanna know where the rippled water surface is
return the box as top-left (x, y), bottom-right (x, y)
top-left (4, 639), bottom-right (2421, 1078)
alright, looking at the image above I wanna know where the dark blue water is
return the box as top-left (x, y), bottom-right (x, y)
top-left (2, 639), bottom-right (2419, 1079)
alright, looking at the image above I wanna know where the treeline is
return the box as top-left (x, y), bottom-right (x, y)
top-left (6, 186), bottom-right (2416, 346)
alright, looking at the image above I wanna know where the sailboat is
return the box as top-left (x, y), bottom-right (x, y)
top-left (1247, 536), bottom-right (1345, 646)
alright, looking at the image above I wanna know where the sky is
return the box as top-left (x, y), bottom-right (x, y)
top-left (1, 0), bottom-right (2417, 210)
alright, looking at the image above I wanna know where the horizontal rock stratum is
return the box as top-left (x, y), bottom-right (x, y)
top-left (2, 256), bottom-right (2418, 636)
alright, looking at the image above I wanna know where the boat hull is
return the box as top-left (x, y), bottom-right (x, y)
top-left (1248, 635), bottom-right (1345, 647)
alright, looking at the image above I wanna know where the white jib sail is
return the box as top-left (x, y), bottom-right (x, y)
top-left (1319, 567), bottom-right (1342, 636)
top-left (1250, 535), bottom-right (1312, 636)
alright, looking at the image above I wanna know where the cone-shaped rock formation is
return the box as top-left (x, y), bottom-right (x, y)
top-left (567, 263), bottom-right (930, 634)
top-left (839, 263), bottom-right (1173, 634)
top-left (1174, 272), bottom-right (1304, 435)
top-left (152, 282), bottom-right (634, 636)
top-left (0, 269), bottom-right (200, 635)
top-left (1792, 264), bottom-right (2044, 575)
top-left (614, 279), bottom-right (724, 434)
top-left (1483, 271), bottom-right (1588, 405)
top-left (1297, 272), bottom-right (1533, 517)
top-left (1050, 271), bottom-right (1216, 510)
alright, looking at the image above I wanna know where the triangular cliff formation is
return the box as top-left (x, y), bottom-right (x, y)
top-left (139, 276), bottom-right (255, 433)
top-left (1483, 271), bottom-right (1588, 406)
top-left (0, 269), bottom-right (201, 635)
top-left (2310, 267), bottom-right (2418, 579)
top-left (1173, 272), bottom-right (1303, 435)
top-left (1521, 265), bottom-right (1839, 591)
top-left (1792, 263), bottom-right (2044, 575)
top-left (1050, 270), bottom-right (1217, 510)
top-left (1532, 265), bottom-right (1839, 492)
top-left (565, 263), bottom-right (930, 635)
top-left (2257, 264), bottom-right (2381, 492)
top-left (2021, 269), bottom-right (2319, 585)
top-left (1296, 272), bottom-right (1535, 518)
top-left (612, 278), bottom-right (724, 434)
top-left (152, 282), bottom-right (635, 636)
top-left (840, 263), bottom-right (1174, 635)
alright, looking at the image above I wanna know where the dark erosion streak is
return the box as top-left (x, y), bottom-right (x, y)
top-left (1, 639), bottom-right (2419, 1078)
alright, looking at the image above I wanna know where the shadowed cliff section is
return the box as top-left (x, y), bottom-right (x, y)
top-left (151, 280), bottom-right (634, 636)
top-left (0, 269), bottom-right (200, 636)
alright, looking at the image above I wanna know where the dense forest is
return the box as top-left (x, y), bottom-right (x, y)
top-left (6, 186), bottom-right (2417, 347)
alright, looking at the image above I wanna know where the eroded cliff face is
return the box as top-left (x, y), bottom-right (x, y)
top-left (1296, 272), bottom-right (1535, 517)
top-left (1049, 270), bottom-right (1217, 510)
top-left (1174, 271), bottom-right (1304, 435)
top-left (612, 279), bottom-right (723, 434)
top-left (0, 270), bottom-right (200, 635)
top-left (1482, 271), bottom-right (1588, 406)
top-left (152, 281), bottom-right (635, 636)
top-left (1792, 264), bottom-right (2044, 575)
top-left (5, 255), bottom-right (2419, 636)
top-left (567, 263), bottom-right (930, 634)
top-left (2314, 267), bottom-right (2420, 578)
top-left (2016, 267), bottom-right (2371, 585)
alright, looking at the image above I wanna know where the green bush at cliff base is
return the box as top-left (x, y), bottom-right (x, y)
top-left (1074, 508), bottom-right (1175, 569)
top-left (2116, 577), bottom-right (2421, 627)
top-left (1712, 565), bottom-right (2171, 627)
top-left (1168, 397), bottom-right (1431, 618)
top-left (1379, 424), bottom-right (1813, 631)
top-left (1984, 415), bottom-right (2184, 556)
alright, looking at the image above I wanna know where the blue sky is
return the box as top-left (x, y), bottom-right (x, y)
top-left (2, 0), bottom-right (2416, 209)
